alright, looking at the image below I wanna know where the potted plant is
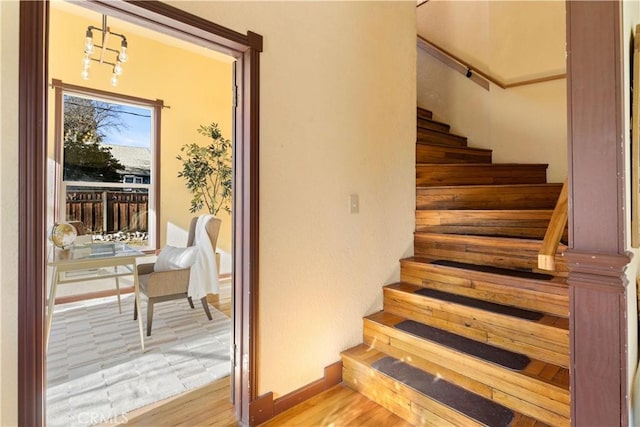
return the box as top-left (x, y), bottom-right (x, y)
top-left (177, 122), bottom-right (232, 216)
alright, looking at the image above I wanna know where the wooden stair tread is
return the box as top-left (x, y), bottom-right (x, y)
top-left (417, 106), bottom-right (433, 120)
top-left (417, 117), bottom-right (450, 133)
top-left (401, 256), bottom-right (568, 296)
top-left (384, 282), bottom-right (569, 367)
top-left (427, 259), bottom-right (555, 281)
top-left (400, 257), bottom-right (569, 318)
top-left (342, 344), bottom-right (549, 427)
top-left (372, 355), bottom-right (517, 426)
top-left (396, 318), bottom-right (531, 370)
top-left (361, 312), bottom-right (570, 426)
top-left (390, 282), bottom-right (546, 321)
top-left (416, 164), bottom-right (549, 186)
top-left (366, 312), bottom-right (569, 390)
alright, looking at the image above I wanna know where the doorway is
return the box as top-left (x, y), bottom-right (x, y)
top-left (18, 1), bottom-right (261, 425)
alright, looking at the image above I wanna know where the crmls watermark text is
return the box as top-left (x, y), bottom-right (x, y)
top-left (76, 411), bottom-right (129, 425)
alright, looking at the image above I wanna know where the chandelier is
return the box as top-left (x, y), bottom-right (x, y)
top-left (81, 15), bottom-right (128, 87)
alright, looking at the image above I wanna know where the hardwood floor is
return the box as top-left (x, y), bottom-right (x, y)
top-left (112, 376), bottom-right (238, 426)
top-left (109, 277), bottom-right (404, 426)
top-left (261, 384), bottom-right (411, 427)
top-left (112, 377), bottom-right (409, 427)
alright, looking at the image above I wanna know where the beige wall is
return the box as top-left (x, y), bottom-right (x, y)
top-left (167, 0), bottom-right (417, 397)
top-left (48, 4), bottom-right (234, 278)
top-left (417, 0), bottom-right (567, 183)
top-left (0, 0), bottom-right (416, 422)
top-left (0, 1), bottom-right (19, 424)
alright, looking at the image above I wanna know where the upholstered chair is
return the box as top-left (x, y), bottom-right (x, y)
top-left (134, 216), bottom-right (221, 336)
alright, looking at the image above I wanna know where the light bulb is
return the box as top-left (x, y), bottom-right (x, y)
top-left (118, 47), bottom-right (128, 63)
top-left (113, 61), bottom-right (123, 76)
top-left (82, 54), bottom-right (90, 69)
top-left (81, 69), bottom-right (89, 80)
top-left (84, 40), bottom-right (94, 55)
top-left (110, 74), bottom-right (118, 87)
top-left (84, 28), bottom-right (93, 54)
top-left (84, 29), bottom-right (94, 55)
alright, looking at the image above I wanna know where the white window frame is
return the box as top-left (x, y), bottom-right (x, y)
top-left (52, 79), bottom-right (163, 251)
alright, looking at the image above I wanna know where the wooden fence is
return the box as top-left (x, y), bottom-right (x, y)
top-left (66, 190), bottom-right (148, 234)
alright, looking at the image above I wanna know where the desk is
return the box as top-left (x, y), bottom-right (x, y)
top-left (46, 242), bottom-right (147, 352)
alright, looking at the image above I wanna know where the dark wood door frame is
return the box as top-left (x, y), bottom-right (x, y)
top-left (566, 1), bottom-right (630, 426)
top-left (18, 1), bottom-right (262, 425)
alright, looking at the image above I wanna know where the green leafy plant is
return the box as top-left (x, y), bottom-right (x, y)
top-left (177, 122), bottom-right (232, 216)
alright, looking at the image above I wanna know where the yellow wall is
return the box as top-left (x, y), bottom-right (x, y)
top-left (0, 0), bottom-right (416, 422)
top-left (417, 0), bottom-right (567, 183)
top-left (48, 4), bottom-right (234, 276)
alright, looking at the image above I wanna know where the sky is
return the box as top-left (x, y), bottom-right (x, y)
top-left (103, 104), bottom-right (152, 148)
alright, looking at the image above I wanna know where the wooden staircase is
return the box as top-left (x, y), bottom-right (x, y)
top-left (341, 107), bottom-right (569, 426)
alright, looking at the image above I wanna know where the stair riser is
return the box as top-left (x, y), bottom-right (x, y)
top-left (401, 261), bottom-right (568, 317)
top-left (418, 118), bottom-right (450, 133)
top-left (383, 287), bottom-right (569, 367)
top-left (416, 144), bottom-right (492, 164)
top-left (417, 165), bottom-right (548, 187)
top-left (416, 210), bottom-right (568, 241)
top-left (363, 319), bottom-right (570, 426)
top-left (416, 184), bottom-right (564, 210)
top-left (413, 234), bottom-right (569, 277)
top-left (417, 129), bottom-right (467, 147)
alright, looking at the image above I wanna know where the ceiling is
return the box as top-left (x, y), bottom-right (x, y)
top-left (51, 0), bottom-right (235, 64)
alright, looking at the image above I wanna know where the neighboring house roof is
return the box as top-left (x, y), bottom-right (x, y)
top-left (103, 144), bottom-right (151, 177)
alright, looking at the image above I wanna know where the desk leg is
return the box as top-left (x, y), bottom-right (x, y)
top-left (115, 276), bottom-right (122, 314)
top-left (45, 267), bottom-right (59, 353)
top-left (132, 264), bottom-right (145, 352)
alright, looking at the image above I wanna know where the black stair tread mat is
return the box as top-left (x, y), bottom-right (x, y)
top-left (395, 320), bottom-right (531, 370)
top-left (414, 288), bottom-right (544, 321)
top-left (431, 259), bottom-right (554, 281)
top-left (372, 356), bottom-right (515, 427)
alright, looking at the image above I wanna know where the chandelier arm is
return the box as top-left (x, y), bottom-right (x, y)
top-left (82, 14), bottom-right (128, 86)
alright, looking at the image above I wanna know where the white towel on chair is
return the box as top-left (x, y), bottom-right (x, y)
top-left (188, 214), bottom-right (219, 299)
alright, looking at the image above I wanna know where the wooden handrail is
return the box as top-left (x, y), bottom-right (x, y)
top-left (417, 35), bottom-right (566, 91)
top-left (538, 179), bottom-right (568, 271)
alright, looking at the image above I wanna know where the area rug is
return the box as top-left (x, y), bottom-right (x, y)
top-left (46, 293), bottom-right (231, 427)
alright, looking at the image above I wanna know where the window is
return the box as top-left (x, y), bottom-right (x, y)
top-left (52, 81), bottom-right (162, 250)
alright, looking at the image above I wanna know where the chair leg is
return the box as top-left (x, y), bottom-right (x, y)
top-left (187, 296), bottom-right (195, 309)
top-left (133, 298), bottom-right (138, 320)
top-left (200, 297), bottom-right (213, 321)
top-left (146, 299), bottom-right (154, 336)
